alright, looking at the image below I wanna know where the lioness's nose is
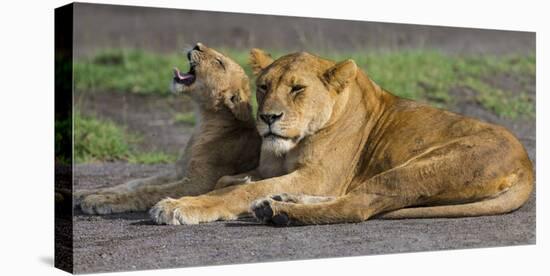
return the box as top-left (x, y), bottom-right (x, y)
top-left (260, 113), bottom-right (283, 125)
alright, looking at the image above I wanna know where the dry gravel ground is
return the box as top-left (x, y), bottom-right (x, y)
top-left (73, 163), bottom-right (535, 274)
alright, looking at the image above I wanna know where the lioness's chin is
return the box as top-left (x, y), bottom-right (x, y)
top-left (261, 137), bottom-right (296, 156)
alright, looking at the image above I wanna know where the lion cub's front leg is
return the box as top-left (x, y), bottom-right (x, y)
top-left (214, 175), bottom-right (252, 189)
top-left (78, 178), bottom-right (189, 215)
top-left (80, 192), bottom-right (144, 215)
top-left (79, 188), bottom-right (158, 215)
top-left (214, 169), bottom-right (263, 190)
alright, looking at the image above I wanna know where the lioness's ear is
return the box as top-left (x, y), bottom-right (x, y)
top-left (323, 59), bottom-right (357, 92)
top-left (249, 48), bottom-right (274, 75)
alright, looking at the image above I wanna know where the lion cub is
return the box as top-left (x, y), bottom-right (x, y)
top-left (76, 43), bottom-right (261, 215)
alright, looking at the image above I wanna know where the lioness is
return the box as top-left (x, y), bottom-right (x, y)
top-left (150, 49), bottom-right (533, 226)
top-left (75, 43), bottom-right (261, 215)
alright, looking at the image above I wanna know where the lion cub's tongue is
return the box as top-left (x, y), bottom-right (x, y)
top-left (173, 67), bottom-right (195, 86)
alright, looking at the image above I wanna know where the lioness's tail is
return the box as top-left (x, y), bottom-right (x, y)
top-left (377, 171), bottom-right (534, 219)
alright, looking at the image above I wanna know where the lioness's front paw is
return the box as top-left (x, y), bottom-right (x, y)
top-left (149, 198), bottom-right (193, 225)
top-left (149, 197), bottom-right (234, 225)
top-left (251, 197), bottom-right (290, 226)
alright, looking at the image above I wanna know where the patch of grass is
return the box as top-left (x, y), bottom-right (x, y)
top-left (75, 49), bottom-right (181, 94)
top-left (327, 50), bottom-right (535, 117)
top-left (344, 51), bottom-right (456, 106)
top-left (454, 55), bottom-right (535, 119)
top-left (75, 111), bottom-right (130, 162)
top-left (75, 49), bottom-right (535, 118)
top-left (173, 112), bottom-right (196, 125)
top-left (463, 77), bottom-right (535, 119)
top-left (74, 112), bottom-right (177, 164)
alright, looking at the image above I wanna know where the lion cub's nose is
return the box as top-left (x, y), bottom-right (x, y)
top-left (260, 113), bottom-right (283, 125)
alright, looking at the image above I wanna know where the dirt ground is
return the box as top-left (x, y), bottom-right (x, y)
top-left (68, 3), bottom-right (536, 274)
top-left (76, 92), bottom-right (194, 154)
top-left (73, 163), bottom-right (535, 274)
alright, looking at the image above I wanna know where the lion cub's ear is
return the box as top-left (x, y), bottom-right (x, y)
top-left (224, 90), bottom-right (252, 122)
top-left (323, 59), bottom-right (357, 92)
top-left (249, 48), bottom-right (274, 75)
top-left (223, 78), bottom-right (252, 122)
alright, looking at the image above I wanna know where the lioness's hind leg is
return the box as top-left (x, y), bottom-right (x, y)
top-left (377, 170), bottom-right (534, 219)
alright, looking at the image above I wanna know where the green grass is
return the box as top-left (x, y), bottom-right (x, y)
top-left (75, 48), bottom-right (535, 118)
top-left (74, 111), bottom-right (177, 164)
top-left (327, 50), bottom-right (535, 117)
top-left (75, 49), bottom-right (181, 94)
top-left (128, 152), bottom-right (177, 164)
top-left (173, 112), bottom-right (196, 125)
top-left (73, 49), bottom-right (534, 163)
top-left (463, 77), bottom-right (535, 118)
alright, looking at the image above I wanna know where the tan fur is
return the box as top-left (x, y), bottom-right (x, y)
top-left (150, 50), bottom-right (533, 226)
top-left (75, 43), bottom-right (261, 215)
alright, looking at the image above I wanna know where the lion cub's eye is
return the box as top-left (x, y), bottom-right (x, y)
top-left (258, 84), bottom-right (268, 93)
top-left (215, 58), bottom-right (226, 70)
top-left (290, 85), bottom-right (305, 94)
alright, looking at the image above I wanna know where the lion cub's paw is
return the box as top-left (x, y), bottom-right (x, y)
top-left (73, 189), bottom-right (96, 207)
top-left (214, 175), bottom-right (252, 190)
top-left (80, 193), bottom-right (127, 215)
top-left (250, 196), bottom-right (290, 226)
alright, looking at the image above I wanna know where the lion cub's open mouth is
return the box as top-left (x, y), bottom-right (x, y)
top-left (173, 64), bottom-right (196, 86)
